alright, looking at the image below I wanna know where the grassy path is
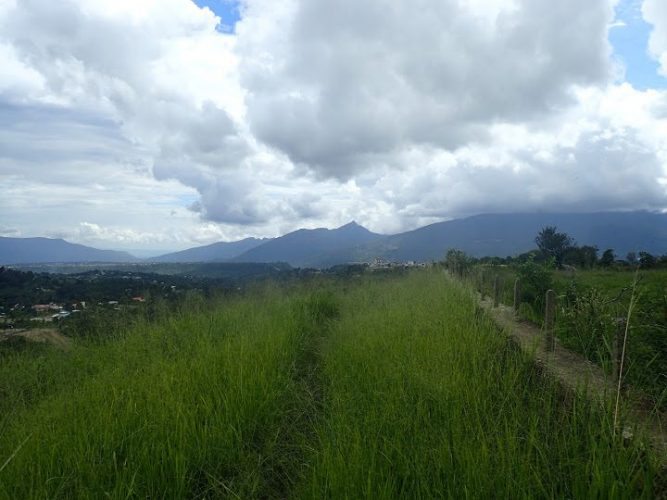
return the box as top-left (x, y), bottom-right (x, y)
top-left (254, 289), bottom-right (338, 497)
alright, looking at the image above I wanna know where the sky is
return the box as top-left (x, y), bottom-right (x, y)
top-left (0, 0), bottom-right (666, 255)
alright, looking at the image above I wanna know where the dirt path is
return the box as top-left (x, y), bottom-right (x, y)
top-left (477, 294), bottom-right (667, 461)
top-left (1, 328), bottom-right (71, 350)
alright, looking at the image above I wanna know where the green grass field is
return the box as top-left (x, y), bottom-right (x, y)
top-left (0, 271), bottom-right (663, 498)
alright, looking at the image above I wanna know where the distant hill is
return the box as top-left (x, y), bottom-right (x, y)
top-left (232, 221), bottom-right (385, 268)
top-left (152, 237), bottom-right (269, 263)
top-left (0, 237), bottom-right (137, 265)
top-left (361, 211), bottom-right (667, 261)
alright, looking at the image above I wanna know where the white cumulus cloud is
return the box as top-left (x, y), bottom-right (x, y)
top-left (0, 0), bottom-right (665, 249)
top-left (643, 0), bottom-right (667, 76)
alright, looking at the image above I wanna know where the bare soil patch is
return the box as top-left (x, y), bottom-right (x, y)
top-left (1, 328), bottom-right (71, 350)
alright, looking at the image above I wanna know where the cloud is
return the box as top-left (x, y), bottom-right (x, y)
top-left (643, 0), bottom-right (667, 77)
top-left (238, 0), bottom-right (615, 177)
top-left (45, 220), bottom-right (238, 251)
top-left (0, 0), bottom-right (665, 249)
top-left (0, 0), bottom-right (282, 231)
top-left (0, 102), bottom-right (142, 176)
top-left (352, 83), bottom-right (667, 232)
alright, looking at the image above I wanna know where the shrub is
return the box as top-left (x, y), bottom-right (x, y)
top-left (444, 249), bottom-right (473, 277)
top-left (516, 259), bottom-right (553, 316)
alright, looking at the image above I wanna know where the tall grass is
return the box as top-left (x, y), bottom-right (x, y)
top-left (301, 271), bottom-right (661, 498)
top-left (0, 272), bottom-right (662, 498)
top-left (0, 284), bottom-right (335, 498)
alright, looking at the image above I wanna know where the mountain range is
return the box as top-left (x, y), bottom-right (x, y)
top-left (365, 211), bottom-right (667, 263)
top-left (0, 237), bottom-right (137, 265)
top-left (228, 221), bottom-right (383, 268)
top-left (2, 211), bottom-right (666, 267)
top-left (151, 237), bottom-right (268, 263)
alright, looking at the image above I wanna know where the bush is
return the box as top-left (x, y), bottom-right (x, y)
top-left (516, 259), bottom-right (553, 316)
top-left (444, 249), bottom-right (474, 277)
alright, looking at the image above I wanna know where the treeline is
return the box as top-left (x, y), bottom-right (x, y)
top-left (446, 226), bottom-right (666, 270)
top-left (0, 264), bottom-right (371, 333)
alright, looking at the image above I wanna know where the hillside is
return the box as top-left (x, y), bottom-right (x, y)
top-left (232, 221), bottom-right (384, 268)
top-left (152, 237), bottom-right (269, 263)
top-left (362, 211), bottom-right (667, 262)
top-left (229, 211), bottom-right (667, 266)
top-left (0, 237), bottom-right (136, 265)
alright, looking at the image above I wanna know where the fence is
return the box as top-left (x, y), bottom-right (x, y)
top-left (472, 271), bottom-right (632, 387)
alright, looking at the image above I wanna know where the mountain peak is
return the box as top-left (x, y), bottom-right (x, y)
top-left (338, 220), bottom-right (362, 230)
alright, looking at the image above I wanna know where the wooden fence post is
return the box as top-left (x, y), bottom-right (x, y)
top-left (513, 278), bottom-right (521, 316)
top-left (480, 270), bottom-right (486, 300)
top-left (545, 290), bottom-right (556, 352)
top-left (613, 318), bottom-right (626, 383)
top-left (493, 275), bottom-right (500, 308)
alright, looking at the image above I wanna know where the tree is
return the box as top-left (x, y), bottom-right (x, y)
top-left (444, 249), bottom-right (473, 277)
top-left (599, 249), bottom-right (615, 267)
top-left (638, 251), bottom-right (656, 269)
top-left (535, 226), bottom-right (573, 269)
top-left (626, 251), bottom-right (637, 265)
top-left (516, 258), bottom-right (553, 314)
top-left (580, 245), bottom-right (598, 268)
top-left (564, 245), bottom-right (598, 269)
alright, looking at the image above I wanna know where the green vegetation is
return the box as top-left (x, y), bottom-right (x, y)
top-left (0, 267), bottom-right (213, 329)
top-left (0, 264), bottom-right (356, 330)
top-left (472, 265), bottom-right (667, 409)
top-left (0, 271), bottom-right (664, 498)
top-left (301, 272), bottom-right (662, 498)
top-left (0, 285), bottom-right (327, 498)
top-left (0, 267), bottom-right (201, 306)
top-left (535, 226), bottom-right (573, 268)
top-left (444, 226), bottom-right (666, 410)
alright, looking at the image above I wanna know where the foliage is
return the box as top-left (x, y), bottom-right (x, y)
top-left (515, 258), bottom-right (553, 316)
top-left (639, 251), bottom-right (657, 269)
top-left (564, 245), bottom-right (598, 269)
top-left (444, 248), bottom-right (474, 277)
top-left (535, 226), bottom-right (573, 268)
top-left (0, 267), bottom-right (204, 311)
top-left (599, 248), bottom-right (615, 267)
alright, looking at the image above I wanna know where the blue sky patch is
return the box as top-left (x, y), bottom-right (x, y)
top-left (192, 0), bottom-right (240, 33)
top-left (609, 0), bottom-right (665, 89)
